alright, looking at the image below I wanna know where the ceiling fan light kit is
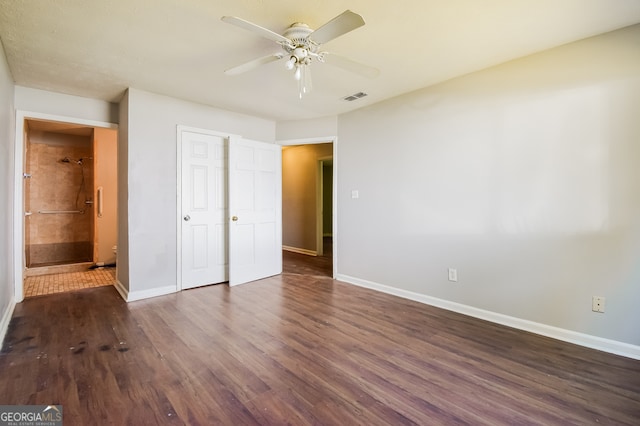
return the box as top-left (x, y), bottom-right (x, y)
top-left (221, 10), bottom-right (379, 99)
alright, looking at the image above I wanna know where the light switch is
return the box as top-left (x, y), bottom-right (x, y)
top-left (351, 190), bottom-right (359, 199)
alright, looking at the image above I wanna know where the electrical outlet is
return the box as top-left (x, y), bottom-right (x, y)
top-left (448, 268), bottom-right (458, 282)
top-left (592, 296), bottom-right (605, 313)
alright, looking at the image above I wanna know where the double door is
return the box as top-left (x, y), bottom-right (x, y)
top-left (180, 130), bottom-right (282, 289)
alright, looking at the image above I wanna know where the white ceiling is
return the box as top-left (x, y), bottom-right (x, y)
top-left (1, 0), bottom-right (639, 122)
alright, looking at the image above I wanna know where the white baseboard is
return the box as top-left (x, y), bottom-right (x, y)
top-left (283, 245), bottom-right (317, 256)
top-left (113, 280), bottom-right (129, 301)
top-left (113, 280), bottom-right (176, 302)
top-left (337, 274), bottom-right (640, 360)
top-left (126, 285), bottom-right (176, 302)
top-left (0, 300), bottom-right (16, 349)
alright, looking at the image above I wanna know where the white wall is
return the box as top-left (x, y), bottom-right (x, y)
top-left (276, 116), bottom-right (337, 141)
top-left (336, 24), bottom-right (640, 348)
top-left (15, 86), bottom-right (118, 123)
top-left (0, 40), bottom-right (15, 344)
top-left (117, 91), bottom-right (130, 291)
top-left (123, 88), bottom-right (276, 297)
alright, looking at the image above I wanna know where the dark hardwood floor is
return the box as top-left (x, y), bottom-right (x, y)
top-left (1, 249), bottom-right (639, 425)
top-left (283, 237), bottom-right (333, 278)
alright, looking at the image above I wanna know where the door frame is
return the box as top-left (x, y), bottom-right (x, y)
top-left (316, 156), bottom-right (333, 257)
top-left (13, 110), bottom-right (118, 303)
top-left (278, 136), bottom-right (338, 278)
top-left (175, 125), bottom-right (240, 291)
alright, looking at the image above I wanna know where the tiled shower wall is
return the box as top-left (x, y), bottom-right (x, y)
top-left (25, 131), bottom-right (94, 267)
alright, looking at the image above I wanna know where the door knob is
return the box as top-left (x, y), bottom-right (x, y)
top-left (183, 215), bottom-right (191, 221)
top-left (231, 216), bottom-right (238, 222)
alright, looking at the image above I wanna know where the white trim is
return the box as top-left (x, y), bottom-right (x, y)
top-left (13, 110), bottom-right (118, 304)
top-left (279, 136), bottom-right (336, 146)
top-left (0, 300), bottom-right (16, 348)
top-left (316, 159), bottom-right (323, 257)
top-left (337, 274), bottom-right (640, 360)
top-left (176, 125), bottom-right (241, 292)
top-left (283, 245), bottom-right (317, 256)
top-left (113, 279), bottom-right (175, 302)
top-left (331, 141), bottom-right (338, 279)
top-left (12, 113), bottom-right (24, 303)
top-left (277, 136), bottom-right (338, 279)
top-left (316, 155), bottom-right (332, 258)
top-left (113, 280), bottom-right (129, 301)
top-left (127, 285), bottom-right (176, 302)
top-left (18, 111), bottom-right (118, 130)
top-left (175, 126), bottom-right (182, 292)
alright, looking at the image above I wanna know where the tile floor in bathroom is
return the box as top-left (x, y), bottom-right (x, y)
top-left (24, 267), bottom-right (116, 298)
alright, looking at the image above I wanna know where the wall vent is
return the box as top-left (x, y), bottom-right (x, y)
top-left (343, 92), bottom-right (368, 102)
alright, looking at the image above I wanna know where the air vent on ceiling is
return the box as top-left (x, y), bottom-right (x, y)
top-left (343, 92), bottom-right (368, 102)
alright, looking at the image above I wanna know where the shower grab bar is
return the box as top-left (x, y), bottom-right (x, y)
top-left (38, 210), bottom-right (85, 214)
top-left (97, 186), bottom-right (103, 217)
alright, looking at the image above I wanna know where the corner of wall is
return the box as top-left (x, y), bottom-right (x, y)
top-left (0, 300), bottom-right (16, 348)
top-left (0, 33), bottom-right (16, 349)
top-left (116, 90), bottom-right (130, 292)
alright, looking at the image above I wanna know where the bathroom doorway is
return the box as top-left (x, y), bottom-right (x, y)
top-left (23, 119), bottom-right (118, 296)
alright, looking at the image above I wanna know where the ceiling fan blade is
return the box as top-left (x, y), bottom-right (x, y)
top-left (221, 16), bottom-right (291, 45)
top-left (309, 10), bottom-right (365, 45)
top-left (321, 53), bottom-right (379, 79)
top-left (224, 53), bottom-right (284, 76)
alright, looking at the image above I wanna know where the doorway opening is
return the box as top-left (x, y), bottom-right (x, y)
top-left (21, 118), bottom-right (118, 297)
top-left (281, 142), bottom-right (334, 278)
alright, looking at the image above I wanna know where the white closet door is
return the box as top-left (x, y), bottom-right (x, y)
top-left (181, 131), bottom-right (228, 289)
top-left (228, 138), bottom-right (282, 286)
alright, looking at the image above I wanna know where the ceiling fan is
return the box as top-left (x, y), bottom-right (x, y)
top-left (221, 10), bottom-right (379, 98)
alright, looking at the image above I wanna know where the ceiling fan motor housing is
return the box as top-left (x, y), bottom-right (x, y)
top-left (282, 22), bottom-right (317, 65)
top-left (283, 23), bottom-right (315, 47)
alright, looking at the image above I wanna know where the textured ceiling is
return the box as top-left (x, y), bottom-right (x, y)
top-left (1, 0), bottom-right (639, 121)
